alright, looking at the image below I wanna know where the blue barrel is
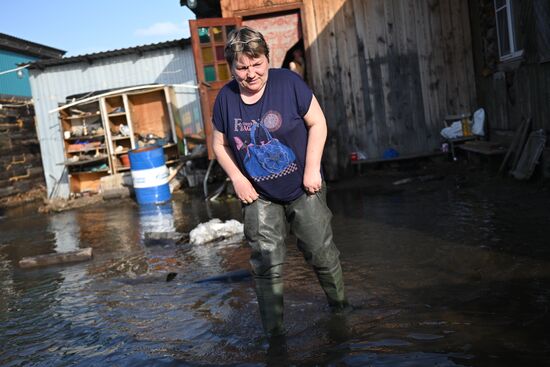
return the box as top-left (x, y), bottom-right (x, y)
top-left (129, 146), bottom-right (171, 205)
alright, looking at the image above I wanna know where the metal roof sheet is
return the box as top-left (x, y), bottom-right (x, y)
top-left (0, 33), bottom-right (66, 59)
top-left (28, 38), bottom-right (191, 69)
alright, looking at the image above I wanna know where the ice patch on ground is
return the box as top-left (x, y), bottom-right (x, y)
top-left (189, 218), bottom-right (244, 245)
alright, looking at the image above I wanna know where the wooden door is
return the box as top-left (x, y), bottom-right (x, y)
top-left (189, 17), bottom-right (242, 159)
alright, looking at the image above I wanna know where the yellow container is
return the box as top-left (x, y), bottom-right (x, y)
top-left (461, 118), bottom-right (472, 136)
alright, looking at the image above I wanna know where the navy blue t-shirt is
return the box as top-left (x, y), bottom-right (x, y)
top-left (212, 68), bottom-right (313, 202)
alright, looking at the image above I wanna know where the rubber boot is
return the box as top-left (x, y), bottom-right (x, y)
top-left (254, 273), bottom-right (285, 337)
top-left (266, 333), bottom-right (290, 366)
top-left (315, 261), bottom-right (348, 312)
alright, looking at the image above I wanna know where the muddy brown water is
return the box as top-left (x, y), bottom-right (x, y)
top-left (1, 172), bottom-right (550, 366)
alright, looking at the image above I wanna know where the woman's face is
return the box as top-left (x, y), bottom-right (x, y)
top-left (232, 53), bottom-right (269, 95)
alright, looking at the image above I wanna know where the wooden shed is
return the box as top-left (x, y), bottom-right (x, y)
top-left (185, 0), bottom-right (477, 177)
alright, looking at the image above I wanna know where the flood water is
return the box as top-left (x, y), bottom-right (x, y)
top-left (1, 171), bottom-right (550, 366)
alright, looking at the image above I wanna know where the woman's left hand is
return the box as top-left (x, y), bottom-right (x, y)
top-left (303, 169), bottom-right (322, 195)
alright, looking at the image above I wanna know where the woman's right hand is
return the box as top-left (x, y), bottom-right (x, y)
top-left (232, 175), bottom-right (259, 204)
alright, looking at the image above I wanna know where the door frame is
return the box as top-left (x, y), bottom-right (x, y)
top-left (231, 4), bottom-right (310, 86)
top-left (189, 17), bottom-right (242, 159)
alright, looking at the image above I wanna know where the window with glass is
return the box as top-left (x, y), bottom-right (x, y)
top-left (494, 0), bottom-right (524, 61)
top-left (196, 26), bottom-right (232, 82)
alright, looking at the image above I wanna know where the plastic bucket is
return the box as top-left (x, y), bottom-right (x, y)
top-left (120, 153), bottom-right (130, 167)
top-left (129, 146), bottom-right (171, 205)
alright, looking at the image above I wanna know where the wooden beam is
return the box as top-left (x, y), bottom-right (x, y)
top-left (19, 247), bottom-right (93, 269)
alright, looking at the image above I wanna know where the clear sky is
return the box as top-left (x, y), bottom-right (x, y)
top-left (1, 0), bottom-right (196, 57)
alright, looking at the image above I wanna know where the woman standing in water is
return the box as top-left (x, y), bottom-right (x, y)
top-left (211, 26), bottom-right (347, 337)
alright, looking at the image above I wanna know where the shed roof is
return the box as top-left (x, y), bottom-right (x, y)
top-left (0, 33), bottom-right (66, 59)
top-left (28, 38), bottom-right (191, 69)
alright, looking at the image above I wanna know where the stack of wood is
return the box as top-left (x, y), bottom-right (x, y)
top-left (0, 98), bottom-right (45, 203)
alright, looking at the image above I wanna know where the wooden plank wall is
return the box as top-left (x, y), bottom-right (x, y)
top-left (129, 91), bottom-right (171, 139)
top-left (470, 0), bottom-right (550, 133)
top-left (477, 63), bottom-right (550, 132)
top-left (303, 0), bottom-right (475, 169)
top-left (220, 0), bottom-right (476, 173)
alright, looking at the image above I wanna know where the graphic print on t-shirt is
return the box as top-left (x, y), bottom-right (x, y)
top-left (262, 110), bottom-right (283, 131)
top-left (212, 69), bottom-right (313, 202)
top-left (237, 111), bottom-right (298, 182)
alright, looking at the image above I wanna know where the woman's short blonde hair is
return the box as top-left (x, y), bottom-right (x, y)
top-left (224, 26), bottom-right (270, 66)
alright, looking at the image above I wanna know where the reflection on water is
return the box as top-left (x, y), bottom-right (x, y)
top-left (49, 211), bottom-right (80, 253)
top-left (139, 203), bottom-right (175, 242)
top-left (1, 182), bottom-right (550, 365)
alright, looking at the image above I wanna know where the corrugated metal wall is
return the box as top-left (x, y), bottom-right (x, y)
top-left (0, 49), bottom-right (38, 97)
top-left (28, 46), bottom-right (201, 199)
